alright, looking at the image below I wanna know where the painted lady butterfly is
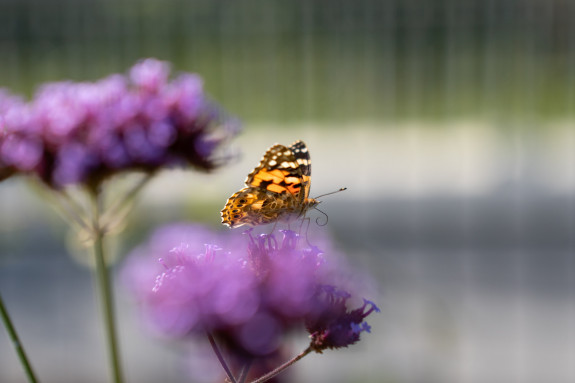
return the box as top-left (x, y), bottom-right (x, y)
top-left (221, 140), bottom-right (318, 228)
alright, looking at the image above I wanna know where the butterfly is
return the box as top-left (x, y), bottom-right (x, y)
top-left (221, 140), bottom-right (319, 228)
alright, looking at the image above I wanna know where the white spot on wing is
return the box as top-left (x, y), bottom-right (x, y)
top-left (285, 176), bottom-right (300, 183)
top-left (251, 200), bottom-right (264, 209)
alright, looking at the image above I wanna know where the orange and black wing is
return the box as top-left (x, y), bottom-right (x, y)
top-left (220, 187), bottom-right (298, 228)
top-left (245, 140), bottom-right (311, 201)
top-left (221, 140), bottom-right (312, 228)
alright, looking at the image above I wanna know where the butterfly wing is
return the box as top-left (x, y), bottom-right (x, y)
top-left (288, 140), bottom-right (312, 199)
top-left (221, 187), bottom-right (299, 228)
top-left (221, 140), bottom-right (313, 228)
top-left (245, 140), bottom-right (311, 202)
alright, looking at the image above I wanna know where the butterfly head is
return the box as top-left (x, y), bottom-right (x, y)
top-left (305, 198), bottom-right (320, 208)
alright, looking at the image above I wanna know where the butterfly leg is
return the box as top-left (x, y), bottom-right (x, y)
top-left (268, 221), bottom-right (278, 236)
top-left (298, 217), bottom-right (306, 236)
top-left (299, 217), bottom-right (313, 246)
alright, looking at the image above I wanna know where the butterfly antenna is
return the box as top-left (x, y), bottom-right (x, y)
top-left (313, 187), bottom-right (347, 200)
top-left (313, 206), bottom-right (329, 226)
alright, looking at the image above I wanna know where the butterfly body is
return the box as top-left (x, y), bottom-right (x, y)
top-left (221, 140), bottom-right (318, 228)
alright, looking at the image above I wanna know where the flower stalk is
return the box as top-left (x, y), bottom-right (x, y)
top-left (90, 188), bottom-right (124, 383)
top-left (206, 332), bottom-right (237, 383)
top-left (237, 359), bottom-right (252, 383)
top-left (249, 347), bottom-right (312, 383)
top-left (0, 293), bottom-right (39, 383)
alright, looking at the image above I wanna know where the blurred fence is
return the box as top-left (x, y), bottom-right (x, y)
top-left (0, 0), bottom-right (573, 122)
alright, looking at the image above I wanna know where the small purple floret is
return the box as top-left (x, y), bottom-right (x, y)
top-left (306, 286), bottom-right (379, 353)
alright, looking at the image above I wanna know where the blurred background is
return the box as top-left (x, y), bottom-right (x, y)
top-left (1, 0), bottom-right (574, 382)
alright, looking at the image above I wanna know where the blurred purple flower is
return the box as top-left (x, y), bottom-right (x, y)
top-left (0, 89), bottom-right (39, 181)
top-left (123, 224), bottom-right (378, 365)
top-left (0, 59), bottom-right (240, 189)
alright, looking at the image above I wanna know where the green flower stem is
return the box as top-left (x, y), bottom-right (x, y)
top-left (90, 190), bottom-right (124, 383)
top-left (250, 346), bottom-right (313, 383)
top-left (0, 292), bottom-right (39, 383)
top-left (101, 173), bottom-right (153, 226)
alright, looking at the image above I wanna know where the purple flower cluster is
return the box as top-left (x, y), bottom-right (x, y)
top-left (123, 224), bottom-right (378, 363)
top-left (0, 59), bottom-right (239, 188)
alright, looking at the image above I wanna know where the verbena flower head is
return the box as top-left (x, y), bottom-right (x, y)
top-left (123, 224), bottom-right (378, 363)
top-left (0, 59), bottom-right (240, 189)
